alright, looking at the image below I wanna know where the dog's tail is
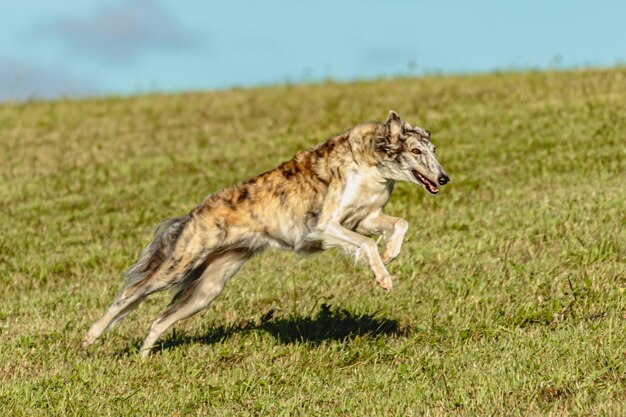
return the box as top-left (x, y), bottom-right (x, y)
top-left (124, 214), bottom-right (191, 287)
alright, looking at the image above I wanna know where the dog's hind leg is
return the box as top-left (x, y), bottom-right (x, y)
top-left (82, 269), bottom-right (177, 348)
top-left (82, 214), bottom-right (212, 348)
top-left (139, 248), bottom-right (251, 358)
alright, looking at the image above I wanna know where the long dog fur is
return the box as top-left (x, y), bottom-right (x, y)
top-left (83, 111), bottom-right (449, 357)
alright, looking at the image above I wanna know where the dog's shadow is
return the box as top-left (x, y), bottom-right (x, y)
top-left (134, 304), bottom-right (407, 356)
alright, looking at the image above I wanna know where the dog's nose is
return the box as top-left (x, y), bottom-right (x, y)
top-left (438, 174), bottom-right (449, 186)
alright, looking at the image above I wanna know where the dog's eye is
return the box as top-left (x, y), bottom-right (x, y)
top-left (411, 148), bottom-right (421, 155)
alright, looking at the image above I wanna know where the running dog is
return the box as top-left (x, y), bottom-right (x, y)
top-left (83, 111), bottom-right (450, 357)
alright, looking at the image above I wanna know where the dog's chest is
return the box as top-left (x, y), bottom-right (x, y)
top-left (339, 176), bottom-right (393, 227)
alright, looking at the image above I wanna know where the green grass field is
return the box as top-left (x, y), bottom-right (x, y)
top-left (1, 68), bottom-right (625, 416)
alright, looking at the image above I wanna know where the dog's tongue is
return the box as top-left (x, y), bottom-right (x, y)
top-left (412, 170), bottom-right (438, 194)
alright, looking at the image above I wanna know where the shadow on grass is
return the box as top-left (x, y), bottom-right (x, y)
top-left (132, 304), bottom-right (408, 356)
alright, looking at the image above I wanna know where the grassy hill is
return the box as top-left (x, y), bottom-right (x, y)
top-left (1, 69), bottom-right (624, 415)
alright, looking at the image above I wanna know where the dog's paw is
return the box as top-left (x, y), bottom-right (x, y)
top-left (380, 250), bottom-right (396, 265)
top-left (375, 273), bottom-right (393, 292)
top-left (81, 332), bottom-right (98, 349)
top-left (381, 245), bottom-right (402, 265)
top-left (81, 333), bottom-right (96, 348)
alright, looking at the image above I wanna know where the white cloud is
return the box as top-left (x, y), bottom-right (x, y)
top-left (0, 58), bottom-right (99, 101)
top-left (42, 0), bottom-right (200, 62)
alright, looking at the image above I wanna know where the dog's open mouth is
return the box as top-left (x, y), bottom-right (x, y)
top-left (412, 170), bottom-right (439, 194)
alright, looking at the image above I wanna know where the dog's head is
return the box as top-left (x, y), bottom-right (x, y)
top-left (376, 111), bottom-right (449, 194)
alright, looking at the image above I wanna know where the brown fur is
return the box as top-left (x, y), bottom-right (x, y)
top-left (82, 111), bottom-right (449, 357)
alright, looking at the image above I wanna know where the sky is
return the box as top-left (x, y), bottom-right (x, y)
top-left (1, 0), bottom-right (625, 101)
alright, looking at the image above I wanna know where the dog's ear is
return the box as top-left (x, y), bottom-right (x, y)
top-left (386, 110), bottom-right (403, 142)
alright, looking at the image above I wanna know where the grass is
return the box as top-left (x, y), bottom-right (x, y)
top-left (0, 68), bottom-right (625, 416)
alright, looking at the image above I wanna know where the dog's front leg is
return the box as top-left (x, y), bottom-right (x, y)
top-left (309, 223), bottom-right (393, 291)
top-left (357, 213), bottom-right (409, 265)
top-left (382, 221), bottom-right (409, 265)
top-left (380, 216), bottom-right (408, 264)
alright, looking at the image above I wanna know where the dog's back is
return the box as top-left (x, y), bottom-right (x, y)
top-left (189, 122), bottom-right (386, 252)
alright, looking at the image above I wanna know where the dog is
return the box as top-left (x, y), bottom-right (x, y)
top-left (82, 111), bottom-right (449, 357)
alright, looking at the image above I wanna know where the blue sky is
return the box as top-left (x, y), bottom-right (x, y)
top-left (1, 0), bottom-right (625, 101)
